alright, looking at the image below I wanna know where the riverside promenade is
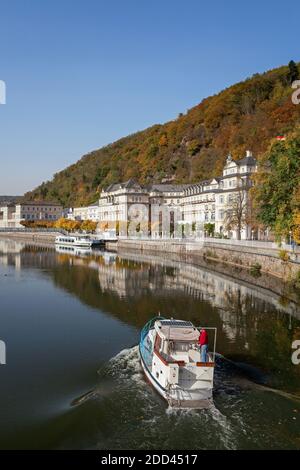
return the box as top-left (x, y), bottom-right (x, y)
top-left (0, 228), bottom-right (64, 243)
top-left (107, 237), bottom-right (300, 281)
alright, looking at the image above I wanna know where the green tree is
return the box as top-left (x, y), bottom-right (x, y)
top-left (288, 60), bottom-right (299, 84)
top-left (252, 129), bottom-right (300, 240)
top-left (204, 223), bottom-right (215, 236)
top-left (92, 166), bottom-right (109, 188)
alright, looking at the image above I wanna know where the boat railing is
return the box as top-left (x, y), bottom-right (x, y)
top-left (140, 315), bottom-right (164, 343)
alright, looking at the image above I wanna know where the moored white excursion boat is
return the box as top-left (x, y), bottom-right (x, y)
top-left (139, 317), bottom-right (217, 408)
top-left (55, 235), bottom-right (101, 248)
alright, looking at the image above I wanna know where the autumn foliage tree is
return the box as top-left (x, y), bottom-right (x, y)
top-left (20, 220), bottom-right (55, 229)
top-left (293, 211), bottom-right (300, 244)
top-left (81, 220), bottom-right (97, 233)
top-left (54, 218), bottom-right (82, 232)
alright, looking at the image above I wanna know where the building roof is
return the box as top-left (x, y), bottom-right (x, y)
top-left (149, 183), bottom-right (190, 193)
top-left (236, 155), bottom-right (257, 166)
top-left (105, 178), bottom-right (143, 193)
top-left (236, 151), bottom-right (257, 166)
top-left (20, 201), bottom-right (62, 206)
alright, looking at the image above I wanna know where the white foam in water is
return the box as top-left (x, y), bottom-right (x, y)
top-left (208, 404), bottom-right (237, 450)
top-left (165, 400), bottom-right (237, 449)
top-left (107, 346), bottom-right (142, 382)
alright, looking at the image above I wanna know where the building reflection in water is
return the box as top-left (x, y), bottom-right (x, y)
top-left (52, 246), bottom-right (300, 387)
top-left (1, 239), bottom-right (299, 323)
top-left (1, 238), bottom-right (300, 386)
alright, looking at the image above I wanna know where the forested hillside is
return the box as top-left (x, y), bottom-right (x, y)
top-left (24, 61), bottom-right (300, 207)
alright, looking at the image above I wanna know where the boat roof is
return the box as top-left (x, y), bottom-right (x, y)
top-left (155, 319), bottom-right (199, 341)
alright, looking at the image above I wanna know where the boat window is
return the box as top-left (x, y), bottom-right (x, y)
top-left (173, 341), bottom-right (191, 352)
top-left (154, 335), bottom-right (162, 353)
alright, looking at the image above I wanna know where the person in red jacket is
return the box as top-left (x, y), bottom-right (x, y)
top-left (199, 328), bottom-right (209, 362)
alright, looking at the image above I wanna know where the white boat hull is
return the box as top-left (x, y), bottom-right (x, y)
top-left (139, 346), bottom-right (212, 408)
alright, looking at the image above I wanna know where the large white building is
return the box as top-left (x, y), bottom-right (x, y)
top-left (98, 180), bottom-right (190, 237)
top-left (69, 150), bottom-right (257, 240)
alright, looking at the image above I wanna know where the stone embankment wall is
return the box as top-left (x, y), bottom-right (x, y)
top-left (0, 231), bottom-right (60, 243)
top-left (107, 239), bottom-right (300, 282)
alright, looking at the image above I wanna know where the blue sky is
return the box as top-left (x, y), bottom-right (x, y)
top-left (0, 0), bottom-right (299, 194)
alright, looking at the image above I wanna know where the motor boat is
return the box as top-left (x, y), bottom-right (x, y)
top-left (55, 235), bottom-right (102, 248)
top-left (139, 316), bottom-right (216, 408)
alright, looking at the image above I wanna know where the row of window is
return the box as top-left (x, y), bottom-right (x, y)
top-left (22, 207), bottom-right (58, 211)
top-left (22, 214), bottom-right (58, 220)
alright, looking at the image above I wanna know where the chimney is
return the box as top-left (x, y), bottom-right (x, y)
top-left (246, 150), bottom-right (252, 158)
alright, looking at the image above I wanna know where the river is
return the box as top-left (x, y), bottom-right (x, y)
top-left (0, 238), bottom-right (300, 449)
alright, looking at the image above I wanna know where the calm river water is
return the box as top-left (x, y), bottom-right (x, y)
top-left (0, 238), bottom-right (300, 450)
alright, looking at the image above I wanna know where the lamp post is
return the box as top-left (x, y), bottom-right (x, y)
top-left (251, 229), bottom-right (254, 241)
top-left (289, 230), bottom-right (292, 246)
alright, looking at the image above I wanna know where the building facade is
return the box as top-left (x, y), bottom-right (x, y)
top-left (0, 201), bottom-right (63, 228)
top-left (181, 151), bottom-right (257, 239)
top-left (70, 204), bottom-right (100, 222)
top-left (95, 150), bottom-right (257, 240)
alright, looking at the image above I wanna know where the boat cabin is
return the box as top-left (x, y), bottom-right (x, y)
top-left (151, 319), bottom-right (215, 366)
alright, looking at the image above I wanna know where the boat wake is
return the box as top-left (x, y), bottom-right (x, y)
top-left (70, 346), bottom-right (300, 450)
top-left (104, 346), bottom-right (142, 383)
